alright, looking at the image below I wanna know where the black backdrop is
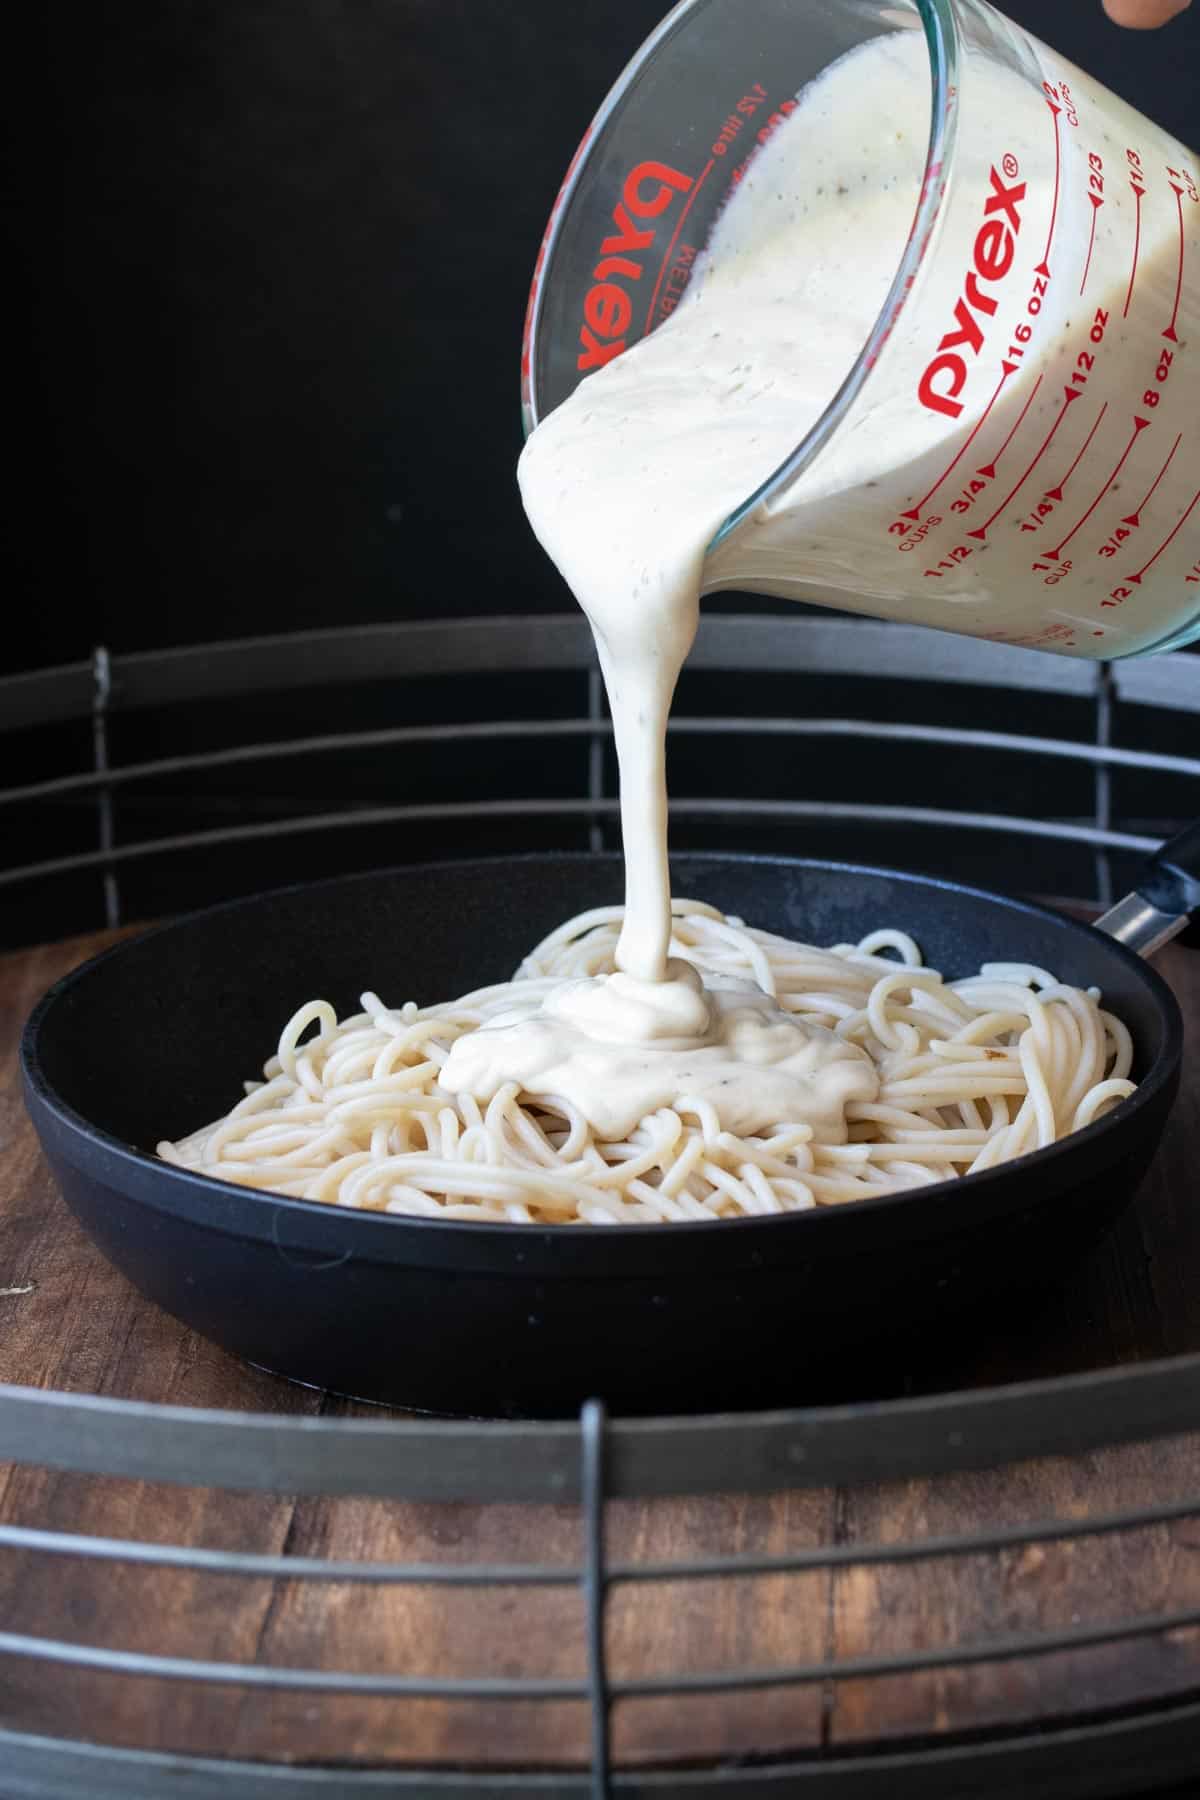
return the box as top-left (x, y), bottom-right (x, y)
top-left (6, 0), bottom-right (1199, 674)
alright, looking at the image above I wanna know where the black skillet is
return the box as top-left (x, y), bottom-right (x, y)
top-left (19, 833), bottom-right (1200, 1418)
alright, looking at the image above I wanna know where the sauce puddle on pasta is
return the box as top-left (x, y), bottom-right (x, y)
top-left (161, 31), bottom-right (1144, 1222)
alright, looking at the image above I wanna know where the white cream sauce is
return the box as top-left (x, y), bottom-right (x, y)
top-left (439, 960), bottom-right (877, 1140)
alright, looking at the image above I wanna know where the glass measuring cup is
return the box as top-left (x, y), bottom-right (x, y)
top-left (521, 0), bottom-right (1200, 659)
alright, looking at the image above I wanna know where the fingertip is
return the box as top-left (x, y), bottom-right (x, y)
top-left (1102, 0), bottom-right (1191, 26)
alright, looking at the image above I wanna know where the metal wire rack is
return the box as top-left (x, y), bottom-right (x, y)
top-left (2, 613), bottom-right (1199, 1797)
top-left (4, 613), bottom-right (1200, 924)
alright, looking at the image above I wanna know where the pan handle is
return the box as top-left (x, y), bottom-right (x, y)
top-left (1094, 820), bottom-right (1200, 958)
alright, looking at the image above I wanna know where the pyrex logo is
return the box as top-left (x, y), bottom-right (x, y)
top-left (577, 161), bottom-right (693, 372)
top-left (917, 160), bottom-right (1026, 420)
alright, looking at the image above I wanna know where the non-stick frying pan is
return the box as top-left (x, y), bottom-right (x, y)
top-left (20, 833), bottom-right (1200, 1418)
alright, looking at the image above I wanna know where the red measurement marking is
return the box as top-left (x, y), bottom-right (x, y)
top-left (1163, 183), bottom-right (1186, 343)
top-left (1045, 400), bottom-right (1108, 502)
top-left (1044, 415), bottom-right (1150, 557)
top-left (643, 159), bottom-right (715, 331)
top-left (1125, 486), bottom-right (1200, 584)
top-left (1080, 191), bottom-right (1104, 297)
top-left (968, 388), bottom-right (1079, 540)
top-left (1122, 432), bottom-right (1183, 526)
top-left (898, 360), bottom-right (1017, 520)
top-left (1124, 179), bottom-right (1144, 318)
top-left (977, 374), bottom-right (1044, 480)
top-left (1036, 98), bottom-right (1062, 279)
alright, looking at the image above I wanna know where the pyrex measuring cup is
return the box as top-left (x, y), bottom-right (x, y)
top-left (521, 0), bottom-right (1200, 659)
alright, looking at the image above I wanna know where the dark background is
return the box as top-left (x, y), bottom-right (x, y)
top-left (5, 0), bottom-right (1198, 669)
top-left (1, 1), bottom-right (1198, 949)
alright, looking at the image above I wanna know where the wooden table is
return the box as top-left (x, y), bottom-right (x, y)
top-left (1, 926), bottom-right (1198, 1772)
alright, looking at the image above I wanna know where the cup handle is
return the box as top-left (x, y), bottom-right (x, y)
top-left (1094, 820), bottom-right (1200, 957)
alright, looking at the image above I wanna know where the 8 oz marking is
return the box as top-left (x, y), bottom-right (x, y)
top-left (1142, 346), bottom-right (1174, 409)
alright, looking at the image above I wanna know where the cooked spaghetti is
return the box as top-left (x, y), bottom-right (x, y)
top-left (158, 901), bottom-right (1137, 1224)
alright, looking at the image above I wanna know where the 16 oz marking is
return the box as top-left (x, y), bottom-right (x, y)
top-left (1143, 347), bottom-right (1174, 408)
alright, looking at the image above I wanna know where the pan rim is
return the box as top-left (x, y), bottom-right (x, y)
top-left (20, 851), bottom-right (1185, 1249)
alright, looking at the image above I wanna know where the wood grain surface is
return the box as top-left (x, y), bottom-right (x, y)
top-left (0, 925), bottom-right (1198, 1770)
